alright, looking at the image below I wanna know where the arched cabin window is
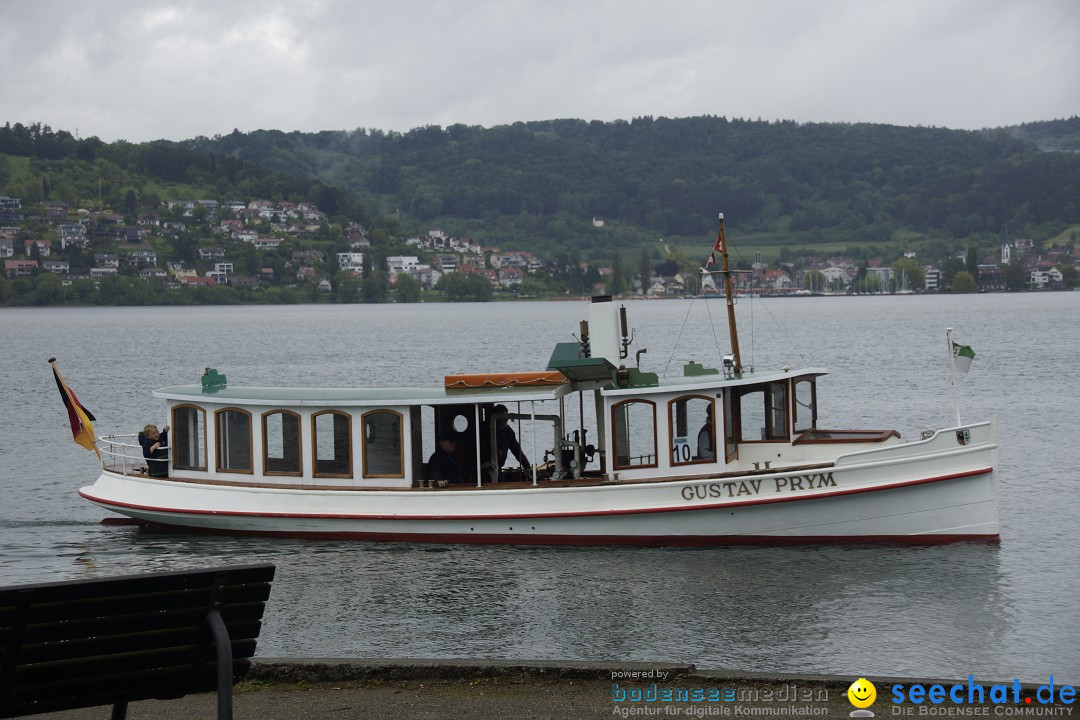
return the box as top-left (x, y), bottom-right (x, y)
top-left (612, 399), bottom-right (657, 470)
top-left (312, 410), bottom-right (352, 478)
top-left (362, 410), bottom-right (404, 478)
top-left (263, 410), bottom-right (301, 476)
top-left (215, 408), bottom-right (253, 473)
top-left (668, 395), bottom-right (716, 466)
top-left (171, 405), bottom-right (206, 471)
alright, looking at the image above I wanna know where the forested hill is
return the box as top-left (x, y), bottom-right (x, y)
top-left (1003, 116), bottom-right (1080, 153)
top-left (196, 116), bottom-right (1080, 251)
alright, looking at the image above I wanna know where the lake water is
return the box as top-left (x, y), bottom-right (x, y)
top-left (1, 294), bottom-right (1077, 682)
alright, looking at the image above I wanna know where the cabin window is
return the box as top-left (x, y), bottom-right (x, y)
top-left (215, 408), bottom-right (252, 473)
top-left (793, 378), bottom-right (817, 434)
top-left (313, 410), bottom-right (352, 478)
top-left (769, 382), bottom-right (788, 440)
top-left (668, 395), bottom-right (715, 465)
top-left (263, 410), bottom-right (301, 475)
top-left (171, 405), bottom-right (206, 471)
top-left (740, 389), bottom-right (766, 441)
top-left (612, 399), bottom-right (657, 470)
top-left (738, 383), bottom-right (789, 442)
top-left (362, 410), bottom-right (404, 478)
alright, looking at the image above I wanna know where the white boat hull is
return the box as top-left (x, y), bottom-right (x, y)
top-left (80, 424), bottom-right (998, 546)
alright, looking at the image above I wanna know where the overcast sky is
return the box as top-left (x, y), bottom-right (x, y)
top-left (3, 0), bottom-right (1078, 143)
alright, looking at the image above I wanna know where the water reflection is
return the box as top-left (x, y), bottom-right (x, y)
top-left (68, 528), bottom-right (1008, 679)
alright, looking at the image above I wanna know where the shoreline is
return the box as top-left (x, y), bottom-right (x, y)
top-left (35, 659), bottom-right (1078, 719)
top-left (247, 658), bottom-right (1080, 691)
top-left (245, 660), bottom-right (1080, 719)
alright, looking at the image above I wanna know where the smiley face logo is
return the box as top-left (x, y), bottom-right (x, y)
top-left (847, 678), bottom-right (877, 708)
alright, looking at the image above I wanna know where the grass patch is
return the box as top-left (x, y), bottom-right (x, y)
top-left (1, 154), bottom-right (33, 181)
top-left (1044, 224), bottom-right (1080, 247)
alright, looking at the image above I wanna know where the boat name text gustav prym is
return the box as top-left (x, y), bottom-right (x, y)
top-left (680, 473), bottom-right (837, 502)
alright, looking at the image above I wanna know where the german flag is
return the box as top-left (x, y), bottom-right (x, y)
top-left (49, 357), bottom-right (98, 455)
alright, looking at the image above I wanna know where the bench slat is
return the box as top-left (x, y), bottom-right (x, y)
top-left (13, 638), bottom-right (258, 684)
top-left (2, 583), bottom-right (272, 626)
top-left (13, 620), bottom-right (264, 664)
top-left (2, 602), bottom-right (266, 647)
top-left (0, 564), bottom-right (275, 602)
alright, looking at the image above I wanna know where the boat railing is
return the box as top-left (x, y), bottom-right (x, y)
top-left (97, 433), bottom-right (169, 477)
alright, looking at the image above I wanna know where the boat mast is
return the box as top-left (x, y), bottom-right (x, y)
top-left (714, 213), bottom-right (743, 373)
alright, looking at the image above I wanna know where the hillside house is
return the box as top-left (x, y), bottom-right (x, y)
top-left (4, 259), bottom-right (37, 277)
top-left (127, 250), bottom-right (157, 267)
top-left (337, 252), bottom-right (365, 272)
top-left (24, 239), bottom-right (51, 257)
top-left (387, 255), bottom-right (420, 276)
top-left (58, 224), bottom-right (89, 249)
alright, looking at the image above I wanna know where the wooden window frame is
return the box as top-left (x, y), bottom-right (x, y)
top-left (361, 409), bottom-right (405, 479)
top-left (792, 377), bottom-right (818, 435)
top-left (311, 410), bottom-right (353, 479)
top-left (723, 389), bottom-right (738, 462)
top-left (214, 407), bottom-right (254, 474)
top-left (736, 382), bottom-right (790, 444)
top-left (261, 409), bottom-right (302, 477)
top-left (171, 404), bottom-right (207, 471)
top-left (611, 399), bottom-right (658, 471)
top-left (666, 395), bottom-right (716, 467)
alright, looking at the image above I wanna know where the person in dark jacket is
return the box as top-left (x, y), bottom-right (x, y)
top-left (139, 423), bottom-right (170, 477)
top-left (427, 431), bottom-right (465, 486)
top-left (480, 405), bottom-right (530, 481)
top-left (697, 405), bottom-right (714, 460)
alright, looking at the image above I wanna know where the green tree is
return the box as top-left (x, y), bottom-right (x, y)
top-left (362, 269), bottom-right (389, 303)
top-left (638, 249), bottom-right (651, 295)
top-left (890, 258), bottom-right (925, 291)
top-left (337, 272), bottom-right (361, 303)
top-left (965, 245), bottom-right (978, 275)
top-left (394, 273), bottom-right (421, 302)
top-left (32, 272), bottom-right (65, 305)
top-left (437, 273), bottom-right (470, 302)
top-left (939, 257), bottom-right (966, 290)
top-left (1003, 258), bottom-right (1028, 290)
top-left (951, 270), bottom-right (976, 293)
top-left (607, 250), bottom-right (626, 296)
top-left (122, 188), bottom-right (138, 215)
top-left (467, 273), bottom-right (493, 302)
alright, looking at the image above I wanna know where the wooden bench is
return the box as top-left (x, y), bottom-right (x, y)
top-left (0, 563), bottom-right (275, 719)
